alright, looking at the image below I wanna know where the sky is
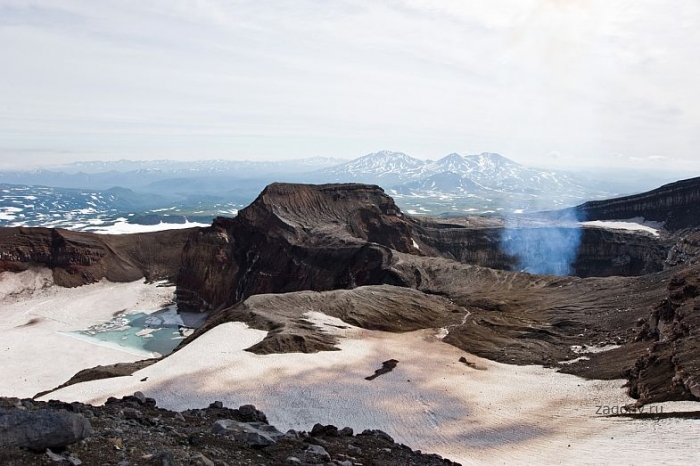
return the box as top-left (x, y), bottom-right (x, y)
top-left (1, 0), bottom-right (699, 172)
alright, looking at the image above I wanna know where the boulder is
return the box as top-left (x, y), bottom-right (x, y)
top-left (302, 444), bottom-right (331, 462)
top-left (0, 408), bottom-right (92, 451)
top-left (211, 419), bottom-right (283, 448)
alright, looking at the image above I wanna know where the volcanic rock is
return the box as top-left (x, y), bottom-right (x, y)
top-left (625, 263), bottom-right (700, 404)
top-left (564, 176), bottom-right (700, 230)
top-left (176, 183), bottom-right (676, 315)
top-left (0, 408), bottom-right (92, 450)
top-left (413, 219), bottom-right (669, 277)
top-left (170, 182), bottom-right (700, 406)
top-left (0, 227), bottom-right (194, 287)
top-left (176, 183), bottom-right (417, 312)
top-left (0, 397), bottom-right (459, 465)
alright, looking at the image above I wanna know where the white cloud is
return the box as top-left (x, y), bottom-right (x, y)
top-left (0, 0), bottom-right (698, 171)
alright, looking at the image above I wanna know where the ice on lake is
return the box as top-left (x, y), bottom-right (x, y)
top-left (65, 305), bottom-right (206, 357)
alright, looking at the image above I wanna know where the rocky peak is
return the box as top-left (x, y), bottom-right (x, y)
top-left (176, 183), bottom-right (419, 312)
top-left (238, 182), bottom-right (404, 232)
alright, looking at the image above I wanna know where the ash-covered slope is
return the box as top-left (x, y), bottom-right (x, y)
top-left (0, 227), bottom-right (194, 286)
top-left (184, 285), bottom-right (465, 355)
top-left (565, 176), bottom-right (700, 230)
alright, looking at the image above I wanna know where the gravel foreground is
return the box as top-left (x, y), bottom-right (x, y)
top-left (0, 396), bottom-right (459, 466)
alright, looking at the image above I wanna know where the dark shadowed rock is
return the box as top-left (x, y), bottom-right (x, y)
top-left (359, 429), bottom-right (395, 443)
top-left (310, 423), bottom-right (338, 437)
top-left (237, 404), bottom-right (268, 423)
top-left (34, 360), bottom-right (159, 399)
top-left (366, 359), bottom-right (399, 381)
top-left (148, 451), bottom-right (176, 466)
top-left (0, 408), bottom-right (92, 450)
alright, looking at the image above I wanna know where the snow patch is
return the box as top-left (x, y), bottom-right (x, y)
top-left (581, 218), bottom-right (662, 237)
top-left (89, 219), bottom-right (209, 235)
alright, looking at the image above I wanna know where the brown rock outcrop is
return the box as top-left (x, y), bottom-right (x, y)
top-left (0, 227), bottom-right (194, 286)
top-left (625, 264), bottom-right (700, 404)
top-left (176, 183), bottom-right (417, 312)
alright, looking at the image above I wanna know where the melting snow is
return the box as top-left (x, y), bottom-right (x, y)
top-left (581, 218), bottom-right (662, 237)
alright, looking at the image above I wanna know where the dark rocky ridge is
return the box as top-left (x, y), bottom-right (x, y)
top-left (561, 175), bottom-right (700, 230)
top-left (0, 227), bottom-right (194, 286)
top-left (176, 182), bottom-right (671, 313)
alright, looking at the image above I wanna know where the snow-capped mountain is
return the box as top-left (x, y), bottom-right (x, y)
top-left (426, 152), bottom-right (588, 196)
top-left (392, 172), bottom-right (489, 196)
top-left (311, 150), bottom-right (621, 215)
top-left (316, 151), bottom-right (428, 184)
top-left (425, 153), bottom-right (475, 174)
top-left (316, 150), bottom-right (592, 197)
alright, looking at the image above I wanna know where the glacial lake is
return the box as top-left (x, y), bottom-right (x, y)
top-left (64, 305), bottom-right (207, 357)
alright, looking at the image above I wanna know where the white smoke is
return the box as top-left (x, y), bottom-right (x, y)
top-left (500, 213), bottom-right (582, 276)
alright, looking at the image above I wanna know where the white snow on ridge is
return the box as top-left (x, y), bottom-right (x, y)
top-left (0, 206), bottom-right (24, 220)
top-left (89, 219), bottom-right (209, 235)
top-left (581, 217), bottom-right (662, 236)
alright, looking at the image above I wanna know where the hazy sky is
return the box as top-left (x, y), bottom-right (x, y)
top-left (1, 0), bottom-right (699, 171)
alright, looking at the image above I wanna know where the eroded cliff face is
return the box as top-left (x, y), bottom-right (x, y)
top-left (568, 176), bottom-right (700, 230)
top-left (414, 224), bottom-right (668, 278)
top-left (176, 183), bottom-right (417, 312)
top-left (0, 227), bottom-right (193, 287)
top-left (627, 264), bottom-right (700, 404)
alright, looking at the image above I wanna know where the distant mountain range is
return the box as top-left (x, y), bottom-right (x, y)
top-left (319, 150), bottom-right (590, 195)
top-left (313, 151), bottom-right (618, 214)
top-left (0, 151), bottom-right (684, 227)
